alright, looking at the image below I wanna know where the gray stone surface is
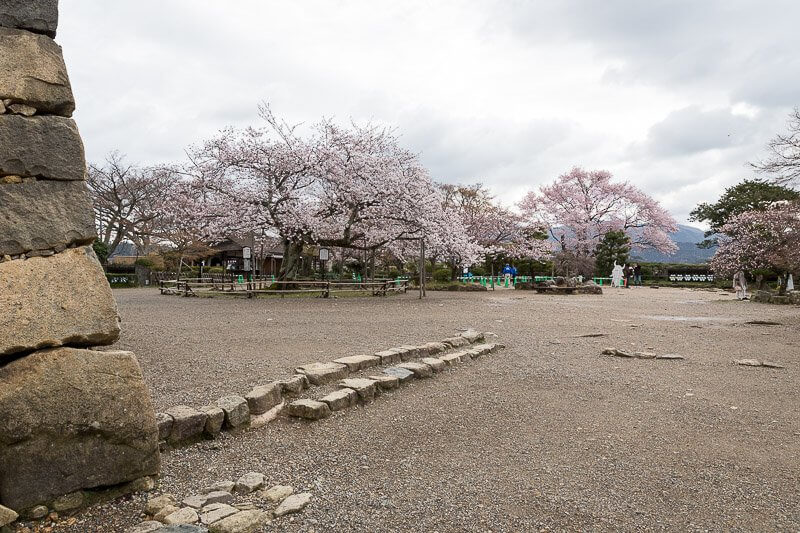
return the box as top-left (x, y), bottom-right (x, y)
top-left (156, 413), bottom-right (174, 441)
top-left (285, 399), bottom-right (330, 420)
top-left (0, 246), bottom-right (120, 357)
top-left (199, 503), bottom-right (238, 525)
top-left (423, 342), bottom-right (448, 354)
top-left (0, 115), bottom-right (85, 180)
top-left (216, 396), bottom-right (250, 429)
top-left (202, 481), bottom-right (235, 494)
top-left (273, 493), bottom-right (312, 517)
top-left (0, 504), bottom-right (18, 527)
top-left (259, 485), bottom-right (293, 503)
top-left (0, 347), bottom-right (161, 510)
top-left (153, 525), bottom-right (207, 533)
top-left (294, 362), bottom-right (348, 385)
top-left (374, 349), bottom-right (402, 365)
top-left (0, 28), bottom-right (73, 115)
top-left (441, 336), bottom-right (469, 348)
top-left (163, 507), bottom-right (199, 525)
top-left (439, 352), bottom-right (466, 366)
top-left (0, 0), bottom-right (58, 37)
top-left (234, 472), bottom-right (264, 494)
top-left (368, 374), bottom-right (400, 391)
top-left (421, 357), bottom-right (446, 372)
top-left (319, 388), bottom-right (357, 411)
top-left (0, 179), bottom-right (95, 256)
top-left (165, 406), bottom-right (207, 443)
top-left (201, 406), bottom-right (225, 436)
top-left (51, 490), bottom-right (83, 511)
top-left (333, 354), bottom-right (380, 371)
top-left (460, 330), bottom-right (484, 343)
top-left (383, 366), bottom-right (415, 383)
top-left (182, 494), bottom-right (208, 509)
top-left (205, 491), bottom-right (233, 505)
top-left (278, 374), bottom-right (309, 394)
top-left (398, 361), bottom-right (434, 378)
top-left (208, 510), bottom-right (270, 533)
top-left (145, 494), bottom-right (177, 516)
top-left (338, 378), bottom-right (377, 403)
top-left (244, 382), bottom-right (282, 415)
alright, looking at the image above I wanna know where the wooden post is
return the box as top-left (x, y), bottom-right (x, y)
top-left (418, 238), bottom-right (424, 299)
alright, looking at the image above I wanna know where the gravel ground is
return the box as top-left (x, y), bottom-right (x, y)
top-left (48, 287), bottom-right (799, 532)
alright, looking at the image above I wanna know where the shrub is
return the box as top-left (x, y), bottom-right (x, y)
top-left (433, 267), bottom-right (452, 282)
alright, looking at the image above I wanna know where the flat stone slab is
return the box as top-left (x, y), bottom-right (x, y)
top-left (655, 354), bottom-right (685, 360)
top-left (333, 354), bottom-right (380, 371)
top-left (235, 472), bottom-right (264, 494)
top-left (383, 366), bottom-right (415, 383)
top-left (0, 347), bottom-right (160, 510)
top-left (439, 352), bottom-right (466, 366)
top-left (295, 362), bottom-right (348, 385)
top-left (273, 492), bottom-right (312, 517)
top-left (0, 28), bottom-right (74, 115)
top-left (244, 382), bottom-right (281, 415)
top-left (0, 0), bottom-right (58, 37)
top-left (338, 378), bottom-right (377, 403)
top-left (0, 246), bottom-right (120, 357)
top-left (319, 388), bottom-right (357, 411)
top-left (397, 362), bottom-right (434, 379)
top-left (368, 374), bottom-right (400, 391)
top-left (0, 179), bottom-right (95, 257)
top-left (164, 405), bottom-right (207, 444)
top-left (374, 349), bottom-right (403, 365)
top-left (199, 503), bottom-right (238, 525)
top-left (216, 396), bottom-right (250, 429)
top-left (422, 342), bottom-right (449, 355)
top-left (441, 336), bottom-right (469, 348)
top-left (278, 374), bottom-right (309, 394)
top-left (420, 357), bottom-right (446, 372)
top-left (286, 399), bottom-right (330, 420)
top-left (259, 484), bottom-right (293, 503)
top-left (208, 509), bottom-right (270, 533)
top-left (163, 507), bottom-right (199, 525)
top-left (0, 115), bottom-right (85, 180)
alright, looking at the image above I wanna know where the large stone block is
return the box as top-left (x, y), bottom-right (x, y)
top-left (0, 0), bottom-right (58, 37)
top-left (0, 246), bottom-right (120, 358)
top-left (0, 347), bottom-right (161, 510)
top-left (0, 179), bottom-right (95, 256)
top-left (0, 28), bottom-right (73, 115)
top-left (0, 115), bottom-right (85, 181)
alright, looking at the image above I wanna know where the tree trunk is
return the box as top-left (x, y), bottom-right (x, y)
top-left (278, 239), bottom-right (304, 281)
top-left (777, 272), bottom-right (787, 295)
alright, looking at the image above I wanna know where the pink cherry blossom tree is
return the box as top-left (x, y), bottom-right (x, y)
top-left (178, 105), bottom-right (478, 280)
top-left (711, 202), bottom-right (800, 294)
top-left (519, 167), bottom-right (678, 267)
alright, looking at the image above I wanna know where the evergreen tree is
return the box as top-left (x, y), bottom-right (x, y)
top-left (594, 230), bottom-right (631, 276)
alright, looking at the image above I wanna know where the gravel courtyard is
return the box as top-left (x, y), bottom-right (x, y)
top-left (72, 287), bottom-right (798, 531)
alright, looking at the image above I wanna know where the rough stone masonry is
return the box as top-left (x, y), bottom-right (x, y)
top-left (0, 0), bottom-right (160, 515)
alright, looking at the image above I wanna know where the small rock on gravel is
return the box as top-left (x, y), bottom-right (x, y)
top-left (397, 361), bottom-right (433, 378)
top-left (273, 493), bottom-right (312, 517)
top-left (52, 491), bottom-right (84, 511)
top-left (205, 491), bottom-right (233, 505)
top-left (244, 382), bottom-right (282, 415)
top-left (163, 507), bottom-right (199, 525)
top-left (234, 472), bottom-right (265, 494)
top-left (182, 494), bottom-right (208, 509)
top-left (201, 406), bottom-right (225, 436)
top-left (656, 353), bottom-right (685, 360)
top-left (420, 357), bottom-right (446, 372)
top-left (199, 503), bottom-right (239, 525)
top-left (127, 521), bottom-right (164, 533)
top-left (368, 374), bottom-right (400, 391)
top-left (203, 481), bottom-right (235, 494)
top-left (259, 484), bottom-right (294, 503)
top-left (0, 504), bottom-right (18, 527)
top-left (338, 378), bottom-right (377, 402)
top-left (294, 362), bottom-right (348, 385)
top-left (153, 505), bottom-right (181, 522)
top-left (333, 354), bottom-right (380, 371)
top-left (208, 510), bottom-right (270, 533)
top-left (278, 374), bottom-right (309, 394)
top-left (145, 494), bottom-right (177, 516)
top-left (286, 399), bottom-right (331, 420)
top-left (165, 405), bottom-right (207, 443)
top-left (736, 359), bottom-right (762, 367)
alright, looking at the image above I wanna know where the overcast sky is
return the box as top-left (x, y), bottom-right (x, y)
top-left (59, 1), bottom-right (800, 226)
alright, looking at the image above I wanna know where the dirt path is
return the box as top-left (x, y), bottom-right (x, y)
top-left (67, 287), bottom-right (799, 531)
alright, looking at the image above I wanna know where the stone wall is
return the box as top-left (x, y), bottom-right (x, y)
top-left (0, 0), bottom-right (160, 517)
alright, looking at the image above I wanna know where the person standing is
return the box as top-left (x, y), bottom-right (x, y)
top-left (733, 270), bottom-right (748, 300)
top-left (633, 263), bottom-right (642, 286)
top-left (502, 263), bottom-right (513, 286)
top-left (511, 265), bottom-right (518, 284)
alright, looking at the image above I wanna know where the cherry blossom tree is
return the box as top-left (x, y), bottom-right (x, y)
top-left (711, 202), bottom-right (800, 294)
top-left (519, 167), bottom-right (678, 265)
top-left (181, 105), bottom-right (478, 280)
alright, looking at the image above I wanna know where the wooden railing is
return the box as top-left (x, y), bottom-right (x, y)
top-left (159, 278), bottom-right (409, 298)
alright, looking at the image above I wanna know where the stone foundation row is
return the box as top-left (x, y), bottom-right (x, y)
top-left (287, 342), bottom-right (505, 420)
top-left (127, 471), bottom-right (312, 533)
top-left (154, 330), bottom-right (489, 448)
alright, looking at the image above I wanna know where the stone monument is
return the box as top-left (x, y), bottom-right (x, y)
top-left (0, 0), bottom-right (160, 515)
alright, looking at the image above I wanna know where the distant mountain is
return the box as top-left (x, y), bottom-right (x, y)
top-left (631, 224), bottom-right (714, 264)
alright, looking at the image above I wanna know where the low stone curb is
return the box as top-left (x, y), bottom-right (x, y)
top-left (154, 329), bottom-right (488, 447)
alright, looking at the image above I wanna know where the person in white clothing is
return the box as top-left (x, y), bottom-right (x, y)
top-left (733, 270), bottom-right (748, 300)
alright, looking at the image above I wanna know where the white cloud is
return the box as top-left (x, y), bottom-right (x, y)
top-left (58, 0), bottom-right (800, 224)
